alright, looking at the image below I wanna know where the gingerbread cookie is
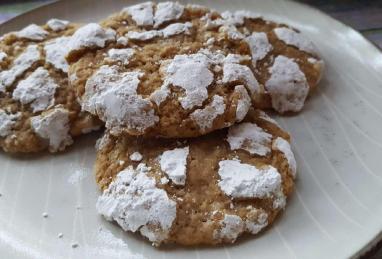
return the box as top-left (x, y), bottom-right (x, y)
top-left (0, 20), bottom-right (100, 153)
top-left (95, 109), bottom-right (296, 246)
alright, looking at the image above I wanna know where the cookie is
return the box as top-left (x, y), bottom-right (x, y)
top-left (67, 3), bottom-right (324, 140)
top-left (95, 109), bottom-right (296, 246)
top-left (201, 9), bottom-right (324, 113)
top-left (66, 3), bottom-right (259, 138)
top-left (0, 20), bottom-right (100, 153)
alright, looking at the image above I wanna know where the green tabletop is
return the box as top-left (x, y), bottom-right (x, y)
top-left (0, 0), bottom-right (381, 258)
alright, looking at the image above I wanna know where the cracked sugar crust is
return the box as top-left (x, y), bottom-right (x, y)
top-left (0, 21), bottom-right (101, 153)
top-left (67, 4), bottom-right (264, 138)
top-left (201, 10), bottom-right (324, 113)
top-left (68, 4), bottom-right (325, 140)
top-left (94, 109), bottom-right (295, 246)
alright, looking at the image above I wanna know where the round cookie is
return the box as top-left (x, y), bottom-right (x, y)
top-left (0, 19), bottom-right (100, 153)
top-left (66, 3), bottom-right (262, 138)
top-left (95, 109), bottom-right (296, 246)
top-left (67, 2), bottom-right (324, 140)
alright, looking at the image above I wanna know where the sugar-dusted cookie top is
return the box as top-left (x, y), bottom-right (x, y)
top-left (201, 10), bottom-right (324, 113)
top-left (95, 109), bottom-right (296, 246)
top-left (66, 3), bottom-right (262, 138)
top-left (0, 20), bottom-right (100, 153)
top-left (67, 3), bottom-right (324, 140)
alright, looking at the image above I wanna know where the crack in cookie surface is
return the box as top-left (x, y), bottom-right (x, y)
top-left (95, 109), bottom-right (295, 246)
top-left (0, 20), bottom-right (100, 153)
top-left (67, 2), bottom-right (324, 139)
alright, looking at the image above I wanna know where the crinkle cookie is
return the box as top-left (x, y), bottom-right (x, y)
top-left (66, 3), bottom-right (264, 138)
top-left (67, 3), bottom-right (324, 140)
top-left (95, 109), bottom-right (296, 246)
top-left (0, 20), bottom-right (100, 153)
top-left (201, 9), bottom-right (324, 113)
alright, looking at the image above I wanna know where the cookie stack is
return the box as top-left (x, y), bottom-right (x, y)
top-left (0, 2), bottom-right (323, 247)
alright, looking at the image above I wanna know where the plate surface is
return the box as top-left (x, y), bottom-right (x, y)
top-left (1, 0), bottom-right (382, 258)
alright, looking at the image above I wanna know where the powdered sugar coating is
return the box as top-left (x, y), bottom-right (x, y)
top-left (68, 23), bottom-right (115, 53)
top-left (30, 107), bottom-right (73, 152)
top-left (214, 214), bottom-right (244, 242)
top-left (130, 151), bottom-right (143, 162)
top-left (190, 95), bottom-right (226, 132)
top-left (221, 10), bottom-right (261, 25)
top-left (157, 50), bottom-right (255, 113)
top-left (272, 189), bottom-right (287, 209)
top-left (116, 36), bottom-right (128, 46)
top-left (265, 55), bottom-right (309, 113)
top-left (0, 52), bottom-right (7, 62)
top-left (273, 137), bottom-right (297, 178)
top-left (219, 25), bottom-right (244, 40)
top-left (96, 164), bottom-right (177, 245)
top-left (221, 11), bottom-right (246, 26)
top-left (258, 110), bottom-right (280, 127)
top-left (204, 10), bottom-right (258, 29)
top-left (308, 57), bottom-right (318, 64)
top-left (0, 110), bottom-right (20, 137)
top-left (149, 84), bottom-right (170, 106)
top-left (44, 36), bottom-right (71, 72)
top-left (274, 27), bottom-right (317, 54)
top-left (107, 48), bottom-right (135, 65)
top-left (126, 22), bottom-right (192, 41)
top-left (126, 30), bottom-right (162, 41)
top-left (213, 209), bottom-right (268, 241)
top-left (162, 22), bottom-right (192, 37)
top-left (203, 10), bottom-right (259, 40)
top-left (14, 24), bottom-right (48, 41)
top-left (224, 54), bottom-right (251, 64)
top-left (46, 18), bottom-right (69, 31)
top-left (153, 2), bottom-right (184, 28)
top-left (164, 52), bottom-right (213, 110)
top-left (95, 133), bottom-right (111, 151)
top-left (233, 85), bottom-right (251, 122)
top-left (222, 62), bottom-right (259, 95)
top-left (308, 57), bottom-right (325, 83)
top-left (205, 37), bottom-right (215, 46)
top-left (227, 122), bottom-right (272, 156)
top-left (69, 71), bottom-right (77, 85)
top-left (13, 67), bottom-right (58, 112)
top-left (245, 32), bottom-right (273, 65)
top-left (83, 65), bottom-right (158, 134)
top-left (123, 2), bottom-right (154, 26)
top-left (159, 146), bottom-right (189, 186)
top-left (0, 45), bottom-right (41, 92)
top-left (245, 211), bottom-right (268, 234)
top-left (218, 159), bottom-right (282, 199)
top-left (160, 177), bottom-right (169, 185)
top-left (81, 125), bottom-right (101, 134)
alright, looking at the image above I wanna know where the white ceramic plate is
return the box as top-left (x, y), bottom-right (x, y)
top-left (1, 0), bottom-right (382, 258)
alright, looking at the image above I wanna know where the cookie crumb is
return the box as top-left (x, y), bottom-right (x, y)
top-left (129, 152), bottom-right (143, 162)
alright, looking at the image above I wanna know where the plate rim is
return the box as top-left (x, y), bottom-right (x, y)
top-left (0, 0), bottom-right (381, 258)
